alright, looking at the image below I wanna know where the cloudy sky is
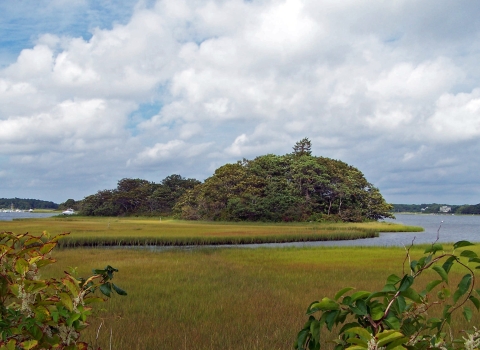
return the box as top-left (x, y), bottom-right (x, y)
top-left (1, 0), bottom-right (479, 205)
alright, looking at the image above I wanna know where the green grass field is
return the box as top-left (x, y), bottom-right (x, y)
top-left (42, 245), bottom-right (480, 350)
top-left (1, 216), bottom-right (422, 247)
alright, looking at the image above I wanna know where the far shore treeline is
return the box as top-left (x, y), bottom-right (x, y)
top-left (0, 198), bottom-right (58, 210)
top-left (64, 139), bottom-right (396, 222)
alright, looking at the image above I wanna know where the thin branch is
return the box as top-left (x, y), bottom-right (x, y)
top-left (403, 237), bottom-right (415, 275)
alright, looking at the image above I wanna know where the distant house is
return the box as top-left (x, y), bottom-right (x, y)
top-left (439, 206), bottom-right (451, 213)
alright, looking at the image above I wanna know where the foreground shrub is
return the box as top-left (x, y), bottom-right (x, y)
top-left (0, 231), bottom-right (126, 349)
top-left (295, 239), bottom-right (480, 350)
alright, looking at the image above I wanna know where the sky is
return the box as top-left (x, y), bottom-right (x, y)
top-left (1, 0), bottom-right (480, 205)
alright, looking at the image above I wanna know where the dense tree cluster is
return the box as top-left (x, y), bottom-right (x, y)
top-left (79, 175), bottom-right (200, 216)
top-left (0, 198), bottom-right (58, 210)
top-left (174, 139), bottom-right (394, 222)
top-left (457, 203), bottom-right (480, 214)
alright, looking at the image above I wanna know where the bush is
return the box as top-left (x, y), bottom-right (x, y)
top-left (295, 240), bottom-right (480, 350)
top-left (0, 231), bottom-right (126, 349)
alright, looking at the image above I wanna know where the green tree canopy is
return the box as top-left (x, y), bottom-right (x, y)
top-left (174, 140), bottom-right (393, 222)
top-left (79, 175), bottom-right (200, 216)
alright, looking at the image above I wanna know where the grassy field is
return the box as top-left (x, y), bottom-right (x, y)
top-left (1, 216), bottom-right (423, 247)
top-left (42, 245), bottom-right (480, 350)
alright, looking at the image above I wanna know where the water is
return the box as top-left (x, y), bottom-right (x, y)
top-left (262, 214), bottom-right (480, 248)
top-left (114, 214), bottom-right (480, 251)
top-left (0, 212), bottom-right (59, 221)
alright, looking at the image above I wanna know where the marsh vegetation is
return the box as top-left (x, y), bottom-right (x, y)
top-left (1, 217), bottom-right (422, 247)
top-left (42, 245), bottom-right (480, 349)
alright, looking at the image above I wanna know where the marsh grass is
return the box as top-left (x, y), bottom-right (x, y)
top-left (2, 217), bottom-right (422, 247)
top-left (43, 245), bottom-right (479, 350)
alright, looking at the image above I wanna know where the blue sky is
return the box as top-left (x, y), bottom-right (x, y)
top-left (1, 0), bottom-right (480, 205)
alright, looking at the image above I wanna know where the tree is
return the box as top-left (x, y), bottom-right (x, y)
top-left (292, 138), bottom-right (312, 157)
top-left (175, 141), bottom-right (393, 222)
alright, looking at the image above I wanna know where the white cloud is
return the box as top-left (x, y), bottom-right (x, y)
top-left (131, 139), bottom-right (213, 166)
top-left (1, 0), bottom-right (480, 203)
top-left (427, 89), bottom-right (480, 142)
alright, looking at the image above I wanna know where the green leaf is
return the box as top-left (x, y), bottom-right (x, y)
top-left (339, 322), bottom-right (361, 335)
top-left (334, 287), bottom-right (354, 301)
top-left (426, 279), bottom-right (442, 293)
top-left (454, 240), bottom-right (474, 249)
top-left (460, 250), bottom-right (478, 259)
top-left (35, 258), bottom-right (55, 268)
top-left (83, 296), bottom-right (105, 304)
top-left (350, 291), bottom-right (370, 302)
top-left (67, 312), bottom-right (82, 327)
top-left (62, 276), bottom-right (80, 296)
top-left (432, 266), bottom-right (448, 283)
top-left (99, 282), bottom-right (112, 297)
top-left (346, 327), bottom-right (372, 342)
top-left (463, 306), bottom-right (473, 322)
top-left (345, 345), bottom-right (368, 350)
top-left (5, 339), bottom-right (16, 350)
top-left (469, 295), bottom-right (480, 310)
top-left (386, 274), bottom-right (401, 285)
top-left (345, 338), bottom-right (368, 348)
top-left (381, 284), bottom-right (397, 293)
top-left (29, 324), bottom-right (43, 341)
top-left (398, 275), bottom-right (414, 292)
top-left (325, 310), bottom-right (340, 331)
top-left (371, 305), bottom-right (385, 321)
top-left (453, 274), bottom-right (472, 303)
top-left (296, 329), bottom-right (309, 349)
top-left (442, 304), bottom-right (452, 318)
top-left (401, 287), bottom-right (422, 303)
top-left (33, 305), bottom-right (50, 323)
top-left (355, 299), bottom-right (368, 315)
top-left (410, 260), bottom-right (418, 272)
top-left (309, 320), bottom-right (321, 344)
top-left (442, 256), bottom-right (457, 274)
top-left (20, 340), bottom-right (38, 350)
top-left (394, 296), bottom-right (406, 314)
top-left (437, 287), bottom-right (451, 300)
top-left (112, 283), bottom-right (128, 296)
top-left (424, 243), bottom-right (443, 254)
top-left (59, 292), bottom-right (74, 312)
top-left (15, 258), bottom-right (29, 275)
top-left (39, 242), bottom-right (56, 255)
top-left (377, 331), bottom-right (405, 347)
top-left (385, 337), bottom-right (409, 350)
top-left (384, 314), bottom-right (401, 330)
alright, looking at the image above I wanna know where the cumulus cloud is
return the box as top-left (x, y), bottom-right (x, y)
top-left (1, 0), bottom-right (480, 203)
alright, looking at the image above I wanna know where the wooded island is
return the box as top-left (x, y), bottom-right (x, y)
top-left (71, 139), bottom-right (394, 222)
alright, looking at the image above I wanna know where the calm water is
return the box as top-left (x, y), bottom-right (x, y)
top-left (0, 212), bottom-right (58, 221)
top-left (264, 214), bottom-right (480, 248)
top-left (198, 214), bottom-right (480, 249)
